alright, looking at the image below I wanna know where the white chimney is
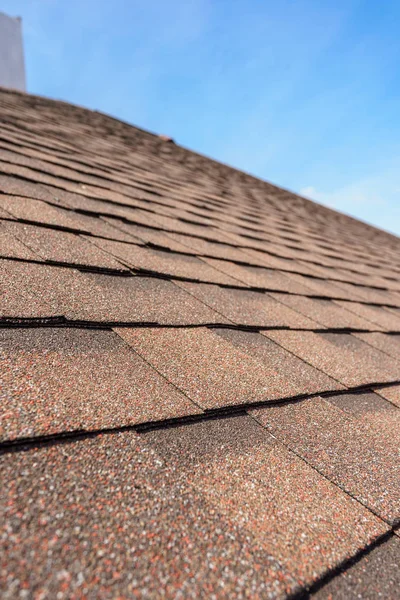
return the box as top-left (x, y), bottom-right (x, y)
top-left (0, 12), bottom-right (26, 91)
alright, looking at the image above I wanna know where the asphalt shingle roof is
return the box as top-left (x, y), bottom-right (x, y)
top-left (1, 87), bottom-right (399, 599)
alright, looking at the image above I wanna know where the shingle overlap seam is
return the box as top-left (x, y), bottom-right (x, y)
top-left (0, 255), bottom-right (130, 274)
top-left (1, 381), bottom-right (398, 454)
top-left (0, 319), bottom-right (398, 334)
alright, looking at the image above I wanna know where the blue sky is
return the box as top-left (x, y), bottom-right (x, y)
top-left (3, 0), bottom-right (400, 236)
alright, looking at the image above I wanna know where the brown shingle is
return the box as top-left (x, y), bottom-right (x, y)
top-left (286, 272), bottom-right (358, 301)
top-left (1, 328), bottom-right (199, 441)
top-left (87, 237), bottom-right (241, 283)
top-left (0, 263), bottom-right (226, 324)
top-left (1, 87), bottom-right (400, 600)
top-left (3, 221), bottom-right (127, 270)
top-left (176, 282), bottom-right (319, 328)
top-left (245, 249), bottom-right (324, 276)
top-left (63, 273), bottom-right (228, 324)
top-left (353, 332), bottom-right (400, 359)
top-left (251, 397), bottom-right (400, 523)
top-left (161, 230), bottom-right (259, 263)
top-left (0, 195), bottom-right (82, 229)
top-left (326, 391), bottom-right (398, 417)
top-left (264, 330), bottom-right (400, 387)
top-left (336, 301), bottom-right (400, 331)
top-left (117, 327), bottom-right (342, 408)
top-left (312, 536), bottom-right (400, 600)
top-left (202, 258), bottom-right (316, 293)
top-left (62, 211), bottom-right (140, 242)
top-left (0, 260), bottom-right (88, 318)
top-left (269, 293), bottom-right (378, 329)
top-left (0, 418), bottom-right (386, 599)
top-left (58, 192), bottom-right (159, 222)
top-left (217, 327), bottom-right (342, 394)
top-left (102, 216), bottom-right (197, 251)
top-left (0, 172), bottom-right (60, 202)
top-left (0, 222), bottom-right (38, 260)
top-left (374, 385), bottom-right (400, 408)
top-left (334, 281), bottom-right (400, 306)
top-left (0, 192), bottom-right (137, 242)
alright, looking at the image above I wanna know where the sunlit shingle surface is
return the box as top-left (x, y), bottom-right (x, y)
top-left (1, 87), bottom-right (399, 599)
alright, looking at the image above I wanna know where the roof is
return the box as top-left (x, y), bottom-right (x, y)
top-left (0, 86), bottom-right (399, 599)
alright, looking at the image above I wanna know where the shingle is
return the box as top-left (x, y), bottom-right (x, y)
top-left (218, 327), bottom-right (342, 393)
top-left (352, 332), bottom-right (400, 360)
top-left (117, 327), bottom-right (342, 408)
top-left (0, 173), bottom-right (58, 202)
top-left (374, 385), bottom-right (400, 408)
top-left (64, 273), bottom-right (228, 324)
top-left (0, 222), bottom-right (38, 260)
top-left (269, 293), bottom-right (379, 330)
top-left (0, 418), bottom-right (386, 599)
top-left (148, 210), bottom-right (224, 239)
top-left (64, 212), bottom-right (140, 242)
top-left (146, 417), bottom-right (387, 585)
top-left (386, 306), bottom-right (400, 320)
top-left (102, 216), bottom-right (195, 251)
top-left (0, 156), bottom-right (81, 191)
top-left (164, 231), bottom-right (268, 264)
top-left (244, 250), bottom-right (323, 276)
top-left (264, 330), bottom-right (399, 387)
top-left (158, 205), bottom-right (216, 228)
top-left (251, 397), bottom-right (400, 523)
top-left (56, 191), bottom-right (159, 223)
top-left (0, 328), bottom-right (199, 441)
top-left (216, 231), bottom-right (298, 259)
top-left (3, 221), bottom-right (127, 270)
top-left (0, 259), bottom-right (227, 324)
top-left (86, 237), bottom-right (240, 283)
top-left (0, 147), bottom-right (93, 183)
top-left (0, 260), bottom-right (90, 319)
top-left (318, 332), bottom-right (400, 382)
top-left (0, 191), bottom-right (137, 243)
top-left (299, 261), bottom-right (356, 283)
top-left (1, 148), bottom-right (147, 201)
top-left (312, 536), bottom-right (400, 600)
top-left (0, 195), bottom-right (82, 229)
top-left (334, 281), bottom-right (400, 306)
top-left (2, 88), bottom-right (400, 599)
top-left (202, 258), bottom-right (316, 293)
top-left (335, 301), bottom-right (400, 331)
top-left (116, 327), bottom-right (278, 408)
top-left (286, 272), bottom-right (358, 301)
top-left (0, 206), bottom-right (11, 220)
top-left (326, 391), bottom-right (398, 417)
top-left (176, 282), bottom-right (319, 328)
top-left (34, 181), bottom-right (103, 212)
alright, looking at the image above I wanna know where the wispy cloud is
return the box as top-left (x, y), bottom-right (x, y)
top-left (299, 161), bottom-right (400, 235)
top-left (299, 185), bottom-right (384, 209)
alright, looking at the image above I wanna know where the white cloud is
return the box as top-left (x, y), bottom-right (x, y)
top-left (299, 184), bottom-right (385, 209)
top-left (298, 164), bottom-right (400, 236)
